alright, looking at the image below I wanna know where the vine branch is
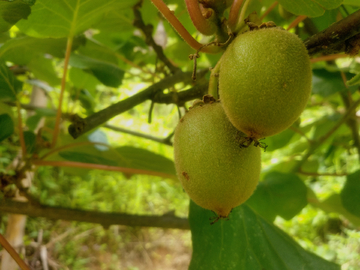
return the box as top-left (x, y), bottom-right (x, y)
top-left (68, 70), bottom-right (208, 139)
top-left (305, 9), bottom-right (360, 56)
top-left (0, 200), bottom-right (190, 230)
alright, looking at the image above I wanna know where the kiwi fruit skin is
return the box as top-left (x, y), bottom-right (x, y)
top-left (174, 102), bottom-right (261, 217)
top-left (219, 27), bottom-right (312, 139)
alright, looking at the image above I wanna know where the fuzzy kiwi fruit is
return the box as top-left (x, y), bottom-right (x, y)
top-left (174, 100), bottom-right (261, 219)
top-left (219, 27), bottom-right (312, 139)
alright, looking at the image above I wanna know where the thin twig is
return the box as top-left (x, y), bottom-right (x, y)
top-left (104, 124), bottom-right (174, 146)
top-left (260, 1), bottom-right (278, 20)
top-left (287, 15), bottom-right (307, 31)
top-left (298, 169), bottom-right (348, 177)
top-left (149, 0), bottom-right (221, 54)
top-left (32, 160), bottom-right (176, 180)
top-left (52, 36), bottom-right (73, 148)
top-left (310, 54), bottom-right (348, 63)
top-left (133, 2), bottom-right (180, 74)
top-left (16, 101), bottom-right (27, 158)
top-left (0, 233), bottom-right (31, 270)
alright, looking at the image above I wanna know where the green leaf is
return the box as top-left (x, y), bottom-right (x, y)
top-left (347, 72), bottom-right (360, 86)
top-left (27, 56), bottom-right (61, 86)
top-left (0, 113), bottom-right (14, 142)
top-left (0, 36), bottom-right (85, 65)
top-left (265, 128), bottom-right (295, 152)
top-left (247, 171), bottom-right (308, 222)
top-left (189, 201), bottom-right (340, 270)
top-left (340, 170), bottom-right (360, 217)
top-left (69, 68), bottom-right (101, 92)
top-left (312, 69), bottom-right (358, 97)
top-left (26, 114), bottom-right (42, 131)
top-left (316, 193), bottom-right (360, 227)
top-left (0, 0), bottom-right (32, 33)
top-left (16, 0), bottom-right (134, 38)
top-left (115, 146), bottom-right (176, 177)
top-left (24, 130), bottom-right (36, 154)
top-left (312, 69), bottom-right (346, 97)
top-left (69, 54), bottom-right (124, 87)
top-left (278, 0), bottom-right (342, 17)
top-left (59, 151), bottom-right (118, 166)
top-left (0, 61), bottom-right (23, 101)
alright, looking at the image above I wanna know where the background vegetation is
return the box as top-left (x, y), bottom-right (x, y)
top-left (0, 0), bottom-right (360, 269)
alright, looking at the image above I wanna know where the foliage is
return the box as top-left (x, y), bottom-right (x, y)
top-left (0, 0), bottom-right (360, 269)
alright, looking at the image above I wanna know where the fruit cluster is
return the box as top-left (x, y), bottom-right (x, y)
top-left (174, 26), bottom-right (312, 223)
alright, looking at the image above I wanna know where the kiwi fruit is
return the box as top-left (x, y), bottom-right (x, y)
top-left (174, 100), bottom-right (261, 219)
top-left (218, 27), bottom-right (312, 140)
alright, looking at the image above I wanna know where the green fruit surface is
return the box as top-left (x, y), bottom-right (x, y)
top-left (174, 102), bottom-right (261, 217)
top-left (219, 27), bottom-right (312, 139)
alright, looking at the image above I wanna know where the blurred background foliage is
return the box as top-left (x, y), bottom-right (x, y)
top-left (0, 0), bottom-right (360, 269)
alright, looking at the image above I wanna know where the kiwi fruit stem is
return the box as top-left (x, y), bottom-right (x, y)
top-left (208, 59), bottom-right (222, 99)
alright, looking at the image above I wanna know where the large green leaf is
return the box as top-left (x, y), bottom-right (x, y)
top-left (247, 171), bottom-right (308, 222)
top-left (69, 67), bottom-right (101, 92)
top-left (59, 151), bottom-right (118, 166)
top-left (115, 146), bottom-right (176, 177)
top-left (340, 170), bottom-right (360, 217)
top-left (312, 69), bottom-right (358, 97)
top-left (24, 130), bottom-right (36, 154)
top-left (16, 0), bottom-right (135, 38)
top-left (312, 192), bottom-right (360, 227)
top-left (278, 0), bottom-right (342, 17)
top-left (27, 57), bottom-right (61, 86)
top-left (0, 113), bottom-right (14, 142)
top-left (0, 36), bottom-right (85, 65)
top-left (265, 128), bottom-right (295, 152)
top-left (69, 54), bottom-right (124, 87)
top-left (0, 0), bottom-right (32, 33)
top-left (0, 61), bottom-right (23, 101)
top-left (189, 201), bottom-right (340, 270)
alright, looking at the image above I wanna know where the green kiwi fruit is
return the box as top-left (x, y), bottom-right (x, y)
top-left (219, 27), bottom-right (312, 140)
top-left (174, 100), bottom-right (261, 218)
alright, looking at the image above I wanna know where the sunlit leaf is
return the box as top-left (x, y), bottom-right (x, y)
top-left (16, 0), bottom-right (135, 38)
top-left (0, 36), bottom-right (85, 65)
top-left (189, 201), bottom-right (340, 270)
top-left (278, 0), bottom-right (342, 17)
